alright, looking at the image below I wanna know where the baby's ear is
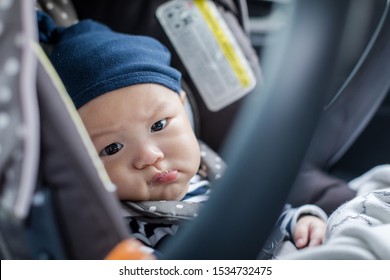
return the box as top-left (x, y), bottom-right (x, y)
top-left (179, 90), bottom-right (187, 105)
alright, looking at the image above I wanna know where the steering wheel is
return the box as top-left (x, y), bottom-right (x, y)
top-left (158, 0), bottom-right (354, 259)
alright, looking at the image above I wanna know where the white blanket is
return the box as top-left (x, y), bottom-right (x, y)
top-left (282, 165), bottom-right (390, 259)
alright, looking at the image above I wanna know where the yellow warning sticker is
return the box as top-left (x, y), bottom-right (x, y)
top-left (157, 0), bottom-right (256, 111)
top-left (194, 0), bottom-right (251, 88)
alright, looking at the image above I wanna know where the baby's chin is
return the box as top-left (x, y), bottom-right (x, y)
top-left (155, 190), bottom-right (187, 201)
top-left (154, 185), bottom-right (189, 201)
top-left (119, 191), bottom-right (186, 202)
top-left (117, 180), bottom-right (190, 201)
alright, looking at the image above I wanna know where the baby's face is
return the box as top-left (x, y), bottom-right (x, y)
top-left (78, 84), bottom-right (200, 201)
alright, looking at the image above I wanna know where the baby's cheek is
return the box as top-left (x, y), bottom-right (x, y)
top-left (105, 165), bottom-right (139, 200)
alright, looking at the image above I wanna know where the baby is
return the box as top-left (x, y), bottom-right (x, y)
top-left (38, 12), bottom-right (327, 258)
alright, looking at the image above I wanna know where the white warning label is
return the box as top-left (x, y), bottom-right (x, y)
top-left (156, 0), bottom-right (256, 111)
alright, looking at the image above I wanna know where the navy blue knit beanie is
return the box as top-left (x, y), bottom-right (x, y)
top-left (38, 12), bottom-right (181, 109)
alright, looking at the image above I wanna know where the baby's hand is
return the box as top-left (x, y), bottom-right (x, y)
top-left (294, 215), bottom-right (326, 249)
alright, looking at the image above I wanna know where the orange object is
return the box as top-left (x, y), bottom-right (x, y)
top-left (105, 238), bottom-right (155, 260)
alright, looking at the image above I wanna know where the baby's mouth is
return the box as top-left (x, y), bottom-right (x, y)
top-left (151, 169), bottom-right (178, 185)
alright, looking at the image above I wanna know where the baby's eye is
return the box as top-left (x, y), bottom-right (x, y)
top-left (99, 142), bottom-right (123, 156)
top-left (151, 118), bottom-right (167, 133)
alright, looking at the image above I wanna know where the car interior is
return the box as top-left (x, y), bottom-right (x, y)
top-left (1, 0), bottom-right (390, 259)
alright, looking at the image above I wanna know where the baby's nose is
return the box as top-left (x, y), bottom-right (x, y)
top-left (133, 143), bottom-right (164, 169)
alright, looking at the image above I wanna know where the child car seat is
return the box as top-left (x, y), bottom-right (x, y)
top-left (70, 0), bottom-right (390, 215)
top-left (1, 0), bottom-right (150, 259)
top-left (288, 0), bottom-right (390, 214)
top-left (0, 0), bottom-right (263, 259)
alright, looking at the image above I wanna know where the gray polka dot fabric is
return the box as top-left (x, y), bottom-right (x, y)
top-left (0, 0), bottom-right (23, 175)
top-left (122, 200), bottom-right (202, 224)
top-left (198, 139), bottom-right (227, 183)
top-left (0, 0), bottom-right (40, 218)
top-left (37, 0), bottom-right (78, 27)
